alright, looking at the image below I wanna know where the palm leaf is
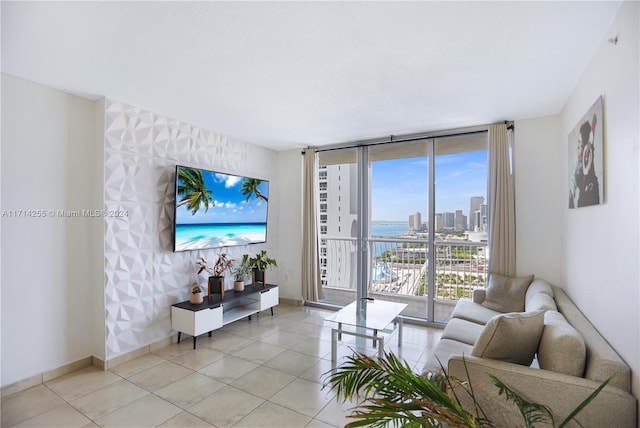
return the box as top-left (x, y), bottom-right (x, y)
top-left (324, 350), bottom-right (488, 427)
top-left (558, 373), bottom-right (615, 428)
top-left (488, 374), bottom-right (553, 428)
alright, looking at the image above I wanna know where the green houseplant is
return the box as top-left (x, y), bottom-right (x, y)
top-left (324, 350), bottom-right (612, 428)
top-left (233, 254), bottom-right (252, 292)
top-left (248, 250), bottom-right (277, 288)
top-left (196, 253), bottom-right (234, 299)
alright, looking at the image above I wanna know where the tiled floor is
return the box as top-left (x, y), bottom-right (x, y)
top-left (1, 304), bottom-right (442, 428)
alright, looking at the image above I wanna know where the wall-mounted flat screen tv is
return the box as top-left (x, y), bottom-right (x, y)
top-left (173, 165), bottom-right (269, 252)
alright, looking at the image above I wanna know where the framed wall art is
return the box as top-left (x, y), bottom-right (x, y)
top-left (568, 95), bottom-right (604, 208)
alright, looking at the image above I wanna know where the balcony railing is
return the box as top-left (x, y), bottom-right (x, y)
top-left (320, 236), bottom-right (488, 301)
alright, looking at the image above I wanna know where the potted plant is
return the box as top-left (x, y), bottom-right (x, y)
top-left (190, 284), bottom-right (204, 304)
top-left (324, 351), bottom-right (612, 428)
top-left (196, 253), bottom-right (234, 300)
top-left (248, 250), bottom-right (277, 288)
top-left (232, 254), bottom-right (252, 292)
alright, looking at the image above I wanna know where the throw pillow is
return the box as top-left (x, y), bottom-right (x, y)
top-left (537, 311), bottom-right (586, 377)
top-left (481, 273), bottom-right (534, 313)
top-left (471, 310), bottom-right (544, 366)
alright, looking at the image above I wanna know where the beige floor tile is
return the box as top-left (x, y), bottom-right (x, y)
top-left (169, 346), bottom-right (225, 371)
top-left (94, 394), bottom-right (182, 428)
top-left (110, 353), bottom-right (167, 378)
top-left (45, 366), bottom-right (122, 401)
top-left (270, 378), bottom-right (333, 418)
top-left (157, 411), bottom-right (215, 427)
top-left (305, 419), bottom-right (336, 428)
top-left (155, 372), bottom-right (225, 409)
top-left (231, 341), bottom-right (286, 364)
top-left (187, 385), bottom-right (264, 427)
top-left (12, 403), bottom-right (93, 427)
top-left (198, 331), bottom-right (253, 352)
top-left (152, 341), bottom-right (198, 360)
top-left (226, 323), bottom-right (278, 341)
top-left (1, 385), bottom-right (65, 427)
top-left (314, 396), bottom-right (360, 427)
top-left (1, 305), bottom-right (438, 428)
top-left (231, 366), bottom-right (295, 399)
top-left (234, 401), bottom-right (312, 427)
top-left (299, 359), bottom-right (335, 385)
top-left (198, 355), bottom-right (259, 384)
top-left (127, 361), bottom-right (192, 392)
top-left (69, 379), bottom-right (149, 420)
top-left (264, 350), bottom-right (320, 377)
top-left (260, 330), bottom-right (307, 348)
top-left (289, 336), bottom-right (332, 358)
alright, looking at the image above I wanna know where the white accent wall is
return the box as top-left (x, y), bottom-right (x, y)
top-left (102, 100), bottom-right (280, 358)
top-left (1, 74), bottom-right (105, 386)
top-left (515, 0), bottom-right (639, 400)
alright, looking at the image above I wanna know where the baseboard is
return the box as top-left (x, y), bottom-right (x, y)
top-left (1, 336), bottom-right (177, 397)
top-left (279, 297), bottom-right (304, 306)
top-left (1, 356), bottom-right (93, 398)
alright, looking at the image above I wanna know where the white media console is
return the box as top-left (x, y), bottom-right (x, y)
top-left (171, 283), bottom-right (279, 348)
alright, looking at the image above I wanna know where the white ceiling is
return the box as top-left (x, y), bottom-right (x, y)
top-left (2, 1), bottom-right (622, 151)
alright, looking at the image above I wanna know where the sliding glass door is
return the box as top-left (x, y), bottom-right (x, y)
top-left (315, 132), bottom-right (488, 323)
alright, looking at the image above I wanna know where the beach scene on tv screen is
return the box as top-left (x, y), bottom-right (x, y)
top-left (175, 166), bottom-right (268, 251)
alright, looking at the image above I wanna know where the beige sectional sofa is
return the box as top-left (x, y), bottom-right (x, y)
top-left (422, 276), bottom-right (637, 427)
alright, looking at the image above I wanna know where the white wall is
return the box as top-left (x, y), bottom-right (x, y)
top-left (515, 0), bottom-right (639, 401)
top-left (274, 149), bottom-right (304, 301)
top-left (514, 115), bottom-right (563, 284)
top-left (560, 0), bottom-right (639, 398)
top-left (1, 74), bottom-right (105, 386)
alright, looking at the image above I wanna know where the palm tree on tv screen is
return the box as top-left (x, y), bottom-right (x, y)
top-left (240, 178), bottom-right (268, 202)
top-left (177, 167), bottom-right (214, 215)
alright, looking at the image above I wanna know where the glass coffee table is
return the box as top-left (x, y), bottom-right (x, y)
top-left (325, 299), bottom-right (407, 365)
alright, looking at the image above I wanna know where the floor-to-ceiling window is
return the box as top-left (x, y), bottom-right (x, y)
top-left (316, 131), bottom-right (488, 323)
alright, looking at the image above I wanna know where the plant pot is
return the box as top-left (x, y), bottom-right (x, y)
top-left (190, 291), bottom-right (204, 304)
top-left (208, 276), bottom-right (225, 300)
top-left (252, 269), bottom-right (266, 288)
top-left (234, 280), bottom-right (245, 292)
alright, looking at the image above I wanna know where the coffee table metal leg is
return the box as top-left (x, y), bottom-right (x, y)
top-left (373, 329), bottom-right (378, 348)
top-left (331, 328), bottom-right (338, 367)
top-left (378, 336), bottom-right (384, 359)
top-left (398, 316), bottom-right (403, 346)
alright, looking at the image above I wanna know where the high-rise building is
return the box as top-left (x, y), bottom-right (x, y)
top-left (469, 196), bottom-right (484, 231)
top-left (409, 212), bottom-right (422, 231)
top-left (455, 210), bottom-right (467, 232)
top-left (317, 164), bottom-right (358, 288)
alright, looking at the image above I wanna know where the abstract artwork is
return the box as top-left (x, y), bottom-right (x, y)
top-left (568, 96), bottom-right (604, 208)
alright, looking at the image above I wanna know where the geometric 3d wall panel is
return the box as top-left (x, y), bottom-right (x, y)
top-left (103, 99), bottom-right (277, 358)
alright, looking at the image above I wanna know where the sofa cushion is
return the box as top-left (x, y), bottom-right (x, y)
top-left (537, 310), bottom-right (586, 377)
top-left (526, 292), bottom-right (557, 312)
top-left (451, 299), bottom-right (502, 325)
top-left (441, 318), bottom-right (486, 346)
top-left (471, 310), bottom-right (544, 366)
top-left (423, 338), bottom-right (474, 375)
top-left (481, 273), bottom-right (534, 313)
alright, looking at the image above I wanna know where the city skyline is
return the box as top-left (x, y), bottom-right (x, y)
top-left (371, 150), bottom-right (487, 221)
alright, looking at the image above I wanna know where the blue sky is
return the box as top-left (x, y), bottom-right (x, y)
top-left (371, 150), bottom-right (487, 221)
top-left (176, 169), bottom-right (269, 224)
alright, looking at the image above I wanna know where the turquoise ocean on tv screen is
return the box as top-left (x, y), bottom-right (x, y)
top-left (175, 223), bottom-right (267, 251)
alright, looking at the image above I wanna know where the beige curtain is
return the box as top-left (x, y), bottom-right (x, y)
top-left (302, 149), bottom-right (323, 301)
top-left (488, 124), bottom-right (516, 277)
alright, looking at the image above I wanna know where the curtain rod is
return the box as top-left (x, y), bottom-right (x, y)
top-left (305, 121), bottom-right (513, 154)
